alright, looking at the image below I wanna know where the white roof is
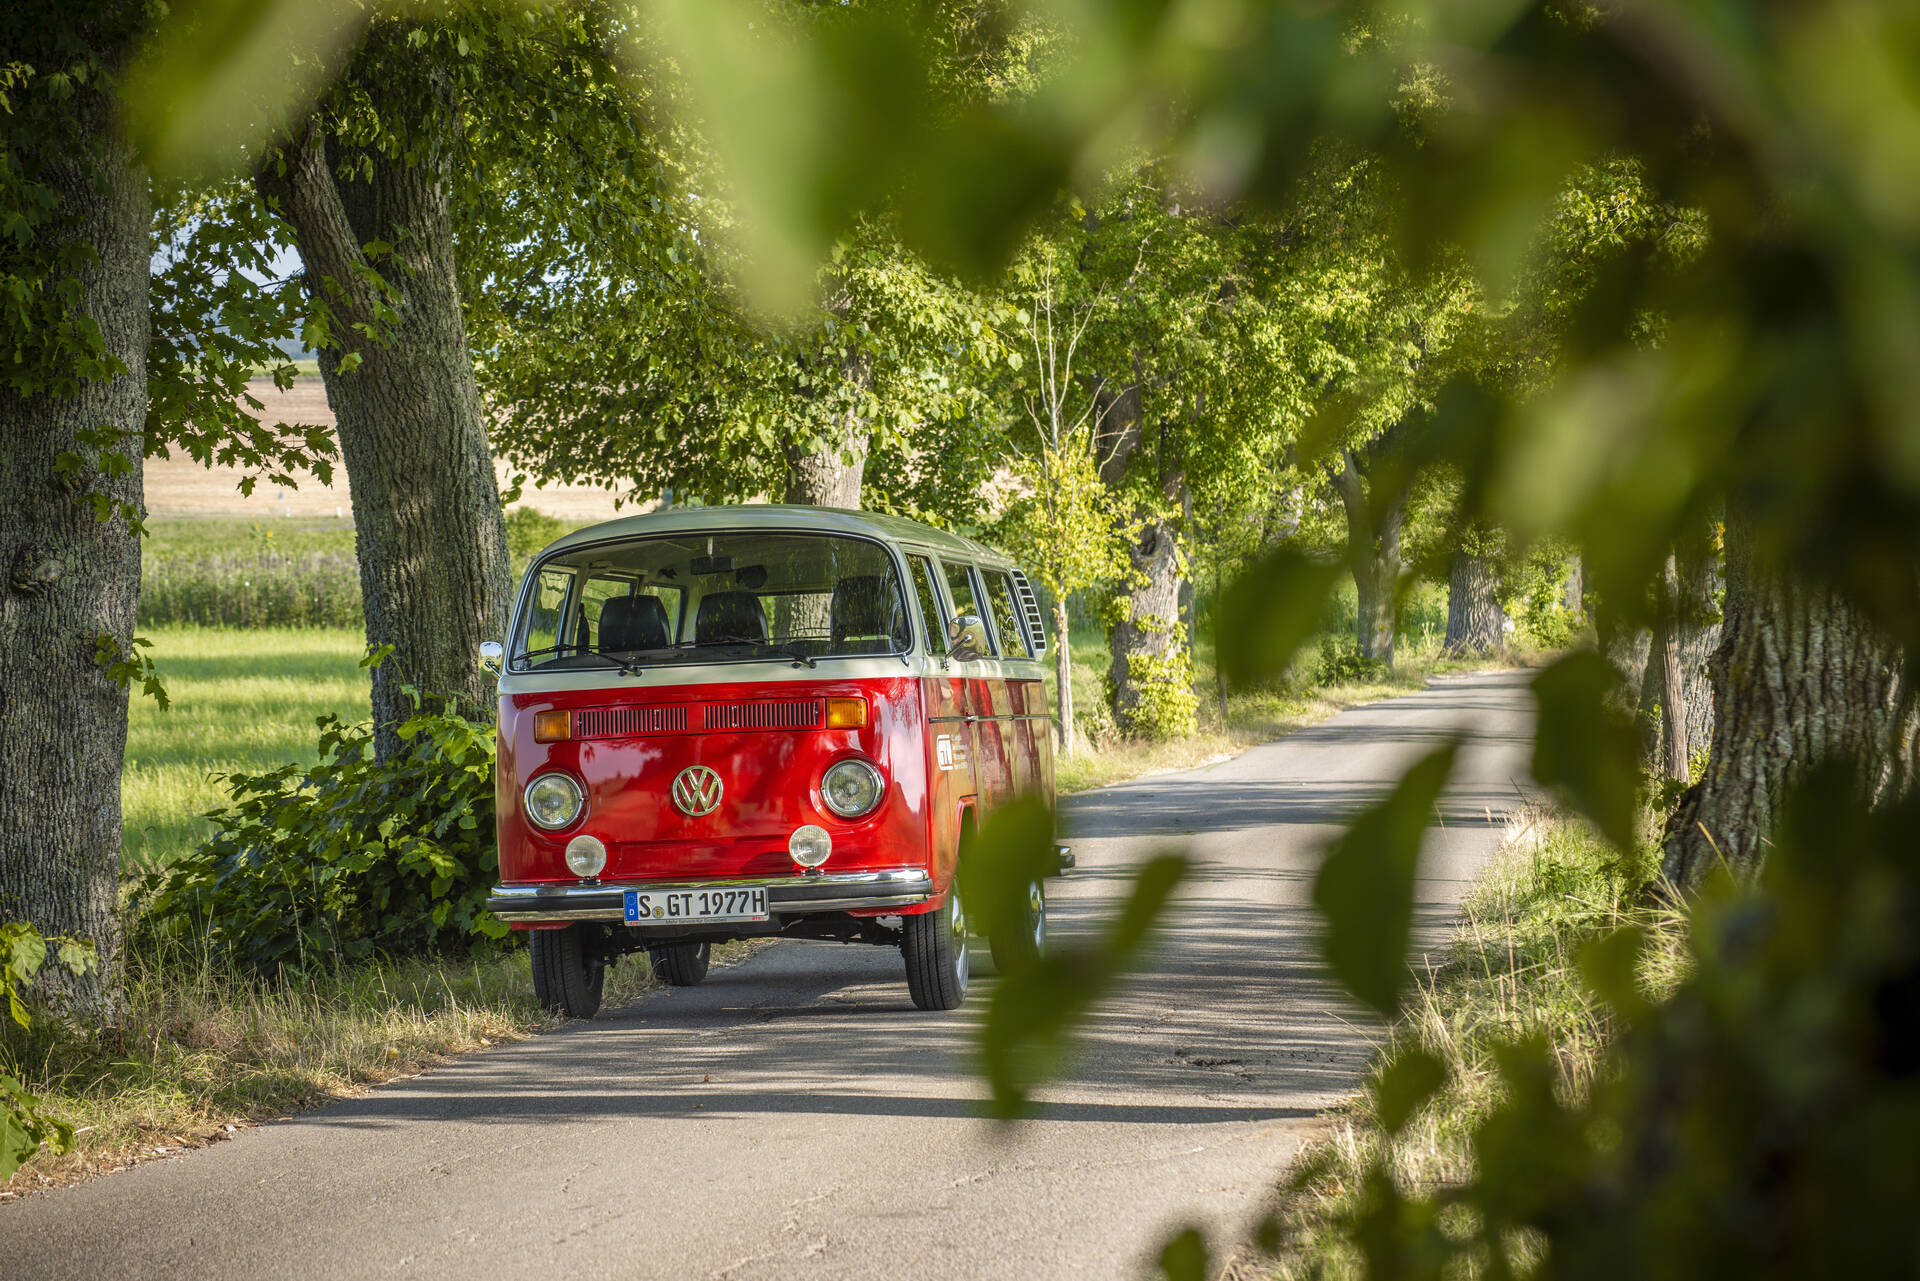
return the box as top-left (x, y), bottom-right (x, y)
top-left (538, 504), bottom-right (1013, 565)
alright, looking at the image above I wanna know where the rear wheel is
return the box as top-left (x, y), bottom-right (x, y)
top-left (651, 940), bottom-right (711, 987)
top-left (903, 886), bottom-right (969, 1010)
top-left (989, 877), bottom-right (1047, 972)
top-left (529, 925), bottom-right (605, 1019)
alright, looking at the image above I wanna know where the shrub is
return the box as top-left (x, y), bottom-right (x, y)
top-left (137, 702), bottom-right (508, 974)
top-left (506, 506), bottom-right (569, 579)
top-left (1315, 633), bottom-right (1385, 685)
top-left (1, 924), bottom-right (95, 1180)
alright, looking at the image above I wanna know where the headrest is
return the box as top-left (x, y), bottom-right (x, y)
top-left (599, 594), bottom-right (669, 652)
top-left (830, 575), bottom-right (908, 649)
top-left (695, 591), bottom-right (768, 644)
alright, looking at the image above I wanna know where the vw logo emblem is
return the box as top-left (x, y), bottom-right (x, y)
top-left (671, 765), bottom-right (724, 817)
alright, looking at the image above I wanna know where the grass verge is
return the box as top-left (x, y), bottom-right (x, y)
top-left (1, 940), bottom-right (756, 1198)
top-left (1231, 809), bottom-right (1683, 1280)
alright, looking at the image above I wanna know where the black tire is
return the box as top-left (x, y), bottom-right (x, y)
top-left (903, 885), bottom-right (970, 1010)
top-left (988, 876), bottom-right (1047, 972)
top-left (529, 925), bottom-right (605, 1019)
top-left (651, 940), bottom-right (711, 987)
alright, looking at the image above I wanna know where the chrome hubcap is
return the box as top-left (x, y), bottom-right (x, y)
top-left (950, 890), bottom-right (970, 987)
top-left (1029, 880), bottom-right (1046, 952)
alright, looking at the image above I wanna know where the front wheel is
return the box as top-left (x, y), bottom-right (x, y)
top-left (903, 886), bottom-right (970, 1010)
top-left (989, 877), bottom-right (1047, 972)
top-left (651, 940), bottom-right (711, 987)
top-left (530, 924), bottom-right (605, 1019)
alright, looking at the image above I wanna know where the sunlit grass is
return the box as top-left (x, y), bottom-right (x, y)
top-left (121, 626), bottom-right (368, 872)
top-left (1252, 809), bottom-right (1685, 1279)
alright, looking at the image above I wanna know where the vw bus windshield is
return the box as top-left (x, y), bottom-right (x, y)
top-left (512, 531), bottom-right (913, 671)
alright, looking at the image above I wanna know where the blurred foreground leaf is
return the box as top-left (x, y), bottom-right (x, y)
top-left (1374, 1048), bottom-right (1450, 1135)
top-left (958, 794), bottom-right (1056, 962)
top-left (980, 852), bottom-right (1188, 1120)
top-left (1217, 548), bottom-right (1345, 685)
top-left (1313, 743), bottom-right (1459, 1020)
top-left (123, 0), bottom-right (371, 181)
top-left (1530, 652), bottom-right (1640, 850)
top-left (1155, 1226), bottom-right (1209, 1281)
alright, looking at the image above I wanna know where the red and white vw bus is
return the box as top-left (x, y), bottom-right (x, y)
top-left (484, 505), bottom-right (1062, 1017)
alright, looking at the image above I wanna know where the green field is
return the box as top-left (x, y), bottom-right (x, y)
top-left (122, 627), bottom-right (368, 873)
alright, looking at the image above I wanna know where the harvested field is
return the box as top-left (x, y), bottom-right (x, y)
top-left (145, 378), bottom-right (640, 523)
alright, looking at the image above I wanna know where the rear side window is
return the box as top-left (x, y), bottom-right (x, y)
top-left (985, 570), bottom-right (1032, 658)
top-left (942, 560), bottom-right (985, 628)
top-left (906, 554), bottom-right (948, 656)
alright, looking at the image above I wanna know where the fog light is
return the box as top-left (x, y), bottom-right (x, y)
top-left (788, 824), bottom-right (832, 870)
top-left (564, 834), bottom-right (607, 879)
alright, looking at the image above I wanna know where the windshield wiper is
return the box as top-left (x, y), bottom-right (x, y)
top-left (689, 635), bottom-right (818, 669)
top-left (512, 643), bottom-right (646, 676)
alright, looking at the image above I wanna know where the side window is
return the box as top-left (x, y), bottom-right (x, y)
top-left (986, 570), bottom-right (1032, 658)
top-left (941, 560), bottom-right (995, 653)
top-left (906, 554), bottom-right (948, 656)
top-left (521, 567), bottom-right (574, 661)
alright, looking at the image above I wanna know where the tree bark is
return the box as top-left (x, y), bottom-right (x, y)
top-left (1563, 554), bottom-right (1584, 616)
top-left (1334, 445), bottom-right (1409, 668)
top-left (783, 414), bottom-right (868, 507)
top-left (1052, 598), bottom-right (1075, 755)
top-left (1444, 549), bottom-right (1506, 656)
top-left (1094, 376), bottom-right (1192, 737)
top-left (1657, 552), bottom-right (1690, 784)
top-left (258, 65), bottom-right (510, 760)
top-left (1639, 532), bottom-right (1721, 774)
top-left (0, 92), bottom-right (148, 1013)
top-left (1661, 513), bottom-right (1916, 890)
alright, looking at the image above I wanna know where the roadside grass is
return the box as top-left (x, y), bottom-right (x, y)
top-left (1239, 809), bottom-right (1685, 1280)
top-left (0, 939), bottom-right (724, 1196)
top-left (121, 626), bottom-right (368, 872)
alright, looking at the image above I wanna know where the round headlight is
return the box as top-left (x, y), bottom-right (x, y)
top-left (524, 772), bottom-right (585, 830)
top-left (564, 834), bottom-right (607, 879)
top-left (789, 824), bottom-right (833, 869)
top-left (820, 758), bottom-right (885, 818)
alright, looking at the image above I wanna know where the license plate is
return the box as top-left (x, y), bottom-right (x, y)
top-left (624, 886), bottom-right (769, 925)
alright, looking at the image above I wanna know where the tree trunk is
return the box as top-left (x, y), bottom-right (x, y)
top-left (1108, 517), bottom-right (1189, 736)
top-left (783, 417), bottom-right (868, 507)
top-left (1661, 513), bottom-right (1916, 890)
top-left (1335, 446), bottom-right (1408, 668)
top-left (1639, 532), bottom-right (1721, 774)
top-left (259, 71), bottom-right (510, 760)
top-left (0, 99), bottom-right (148, 1013)
top-left (1444, 549), bottom-right (1505, 656)
top-left (1658, 553), bottom-right (1690, 784)
top-left (1052, 598), bottom-right (1075, 755)
top-left (1563, 554), bottom-right (1584, 616)
top-left (1094, 374), bottom-right (1193, 738)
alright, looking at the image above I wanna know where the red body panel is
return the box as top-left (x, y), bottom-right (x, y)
top-left (499, 676), bottom-right (932, 889)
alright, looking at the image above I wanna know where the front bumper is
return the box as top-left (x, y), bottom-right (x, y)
top-left (486, 868), bottom-right (936, 924)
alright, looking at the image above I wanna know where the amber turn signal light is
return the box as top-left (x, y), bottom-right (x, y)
top-left (824, 697), bottom-right (868, 729)
top-left (533, 710), bottom-right (572, 742)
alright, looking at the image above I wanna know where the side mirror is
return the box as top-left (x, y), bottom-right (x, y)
top-left (948, 614), bottom-right (989, 662)
top-left (479, 640), bottom-right (504, 673)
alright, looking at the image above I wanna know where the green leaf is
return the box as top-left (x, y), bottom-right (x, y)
top-left (1216, 548), bottom-right (1344, 685)
top-left (1374, 1048), bottom-right (1450, 1134)
top-left (1155, 1227), bottom-right (1209, 1281)
top-left (1577, 925), bottom-right (1650, 1023)
top-left (980, 853), bottom-right (1188, 1119)
top-left (956, 794), bottom-right (1054, 969)
top-left (1313, 743), bottom-right (1459, 1019)
top-left (1530, 652), bottom-right (1639, 849)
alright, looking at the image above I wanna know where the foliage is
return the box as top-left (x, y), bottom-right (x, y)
top-left (503, 506), bottom-right (569, 580)
top-left (137, 701), bottom-right (506, 975)
top-left (1115, 634), bottom-right (1201, 741)
top-left (1, 924), bottom-right (97, 1182)
top-left (1315, 634), bottom-right (1387, 687)
top-left (140, 550), bottom-right (363, 629)
top-left (1268, 765), bottom-right (1920, 1280)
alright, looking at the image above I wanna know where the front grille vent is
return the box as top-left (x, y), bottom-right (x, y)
top-left (575, 704), bottom-right (689, 739)
top-left (704, 700), bottom-right (821, 731)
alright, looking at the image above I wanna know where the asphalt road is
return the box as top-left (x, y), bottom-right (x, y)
top-left (6, 670), bottom-right (1536, 1281)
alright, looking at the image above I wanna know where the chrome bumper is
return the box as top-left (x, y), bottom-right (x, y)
top-left (486, 869), bottom-right (936, 924)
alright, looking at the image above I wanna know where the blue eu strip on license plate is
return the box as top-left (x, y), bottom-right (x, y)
top-left (624, 886), bottom-right (770, 924)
